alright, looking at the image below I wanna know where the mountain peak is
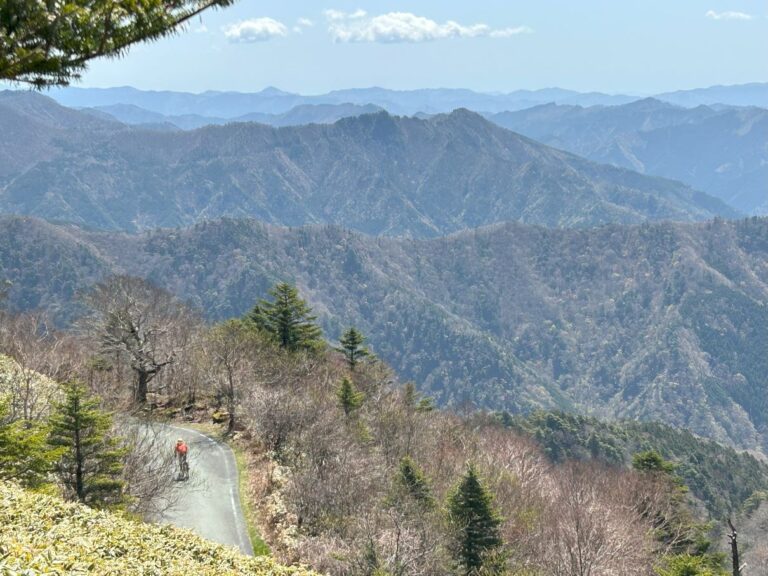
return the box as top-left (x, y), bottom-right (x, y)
top-left (429, 107), bottom-right (498, 133)
top-left (438, 107), bottom-right (492, 124)
top-left (258, 86), bottom-right (291, 96)
top-left (621, 97), bottom-right (677, 111)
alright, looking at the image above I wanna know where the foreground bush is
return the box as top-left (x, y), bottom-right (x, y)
top-left (0, 481), bottom-right (315, 576)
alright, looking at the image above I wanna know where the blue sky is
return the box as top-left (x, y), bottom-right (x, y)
top-left (79, 0), bottom-right (767, 94)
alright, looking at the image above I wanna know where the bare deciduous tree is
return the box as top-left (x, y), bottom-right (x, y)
top-left (538, 462), bottom-right (655, 576)
top-left (80, 276), bottom-right (194, 405)
top-left (118, 418), bottom-right (187, 517)
top-left (201, 320), bottom-right (262, 435)
top-left (0, 312), bottom-right (77, 421)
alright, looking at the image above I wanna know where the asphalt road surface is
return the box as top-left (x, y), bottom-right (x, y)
top-left (151, 423), bottom-right (253, 555)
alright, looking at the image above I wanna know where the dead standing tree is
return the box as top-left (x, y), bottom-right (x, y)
top-left (728, 518), bottom-right (743, 576)
top-left (81, 276), bottom-right (189, 405)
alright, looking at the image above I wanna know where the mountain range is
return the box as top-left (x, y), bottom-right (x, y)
top-left (0, 91), bottom-right (734, 234)
top-left (38, 88), bottom-right (767, 217)
top-left (86, 102), bottom-right (385, 130)
top-left (2, 216), bottom-right (767, 453)
top-left (45, 85), bottom-right (637, 117)
top-left (489, 98), bottom-right (768, 215)
top-left (46, 83), bottom-right (768, 117)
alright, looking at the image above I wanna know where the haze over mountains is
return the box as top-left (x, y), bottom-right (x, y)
top-left (490, 99), bottom-right (768, 215)
top-left (0, 91), bottom-right (733, 234)
top-left (1, 82), bottom-right (766, 457)
top-left (87, 102), bottom-right (385, 131)
top-left (40, 85), bottom-right (767, 217)
top-left (2, 215), bottom-right (767, 452)
top-left (48, 82), bottom-right (768, 117)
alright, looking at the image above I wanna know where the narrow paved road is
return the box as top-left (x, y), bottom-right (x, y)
top-left (151, 424), bottom-right (253, 555)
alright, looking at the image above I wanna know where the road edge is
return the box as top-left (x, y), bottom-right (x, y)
top-left (163, 423), bottom-right (255, 556)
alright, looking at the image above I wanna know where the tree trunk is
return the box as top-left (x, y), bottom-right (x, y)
top-left (728, 519), bottom-right (741, 576)
top-left (136, 371), bottom-right (149, 404)
top-left (227, 408), bottom-right (235, 435)
top-left (75, 427), bottom-right (84, 502)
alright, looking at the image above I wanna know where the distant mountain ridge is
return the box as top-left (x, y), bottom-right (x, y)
top-left (656, 82), bottom-right (768, 108)
top-left (46, 82), bottom-right (768, 117)
top-left (489, 98), bottom-right (768, 215)
top-left (2, 216), bottom-right (767, 452)
top-left (47, 85), bottom-right (637, 116)
top-left (88, 102), bottom-right (385, 130)
top-left (0, 92), bottom-right (735, 234)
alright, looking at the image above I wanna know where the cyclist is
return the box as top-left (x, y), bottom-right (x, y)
top-left (174, 438), bottom-right (189, 480)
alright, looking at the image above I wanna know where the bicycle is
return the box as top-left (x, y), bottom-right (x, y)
top-left (177, 452), bottom-right (189, 481)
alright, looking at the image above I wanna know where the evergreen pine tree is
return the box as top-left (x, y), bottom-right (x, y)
top-left (447, 463), bottom-right (503, 576)
top-left (403, 382), bottom-right (435, 413)
top-left (336, 377), bottom-right (365, 417)
top-left (633, 450), bottom-right (725, 569)
top-left (47, 382), bottom-right (126, 509)
top-left (248, 282), bottom-right (323, 352)
top-left (1, 0), bottom-right (234, 87)
top-left (336, 327), bottom-right (370, 370)
top-left (397, 455), bottom-right (434, 509)
top-left (632, 450), bottom-right (677, 476)
top-left (0, 400), bottom-right (56, 488)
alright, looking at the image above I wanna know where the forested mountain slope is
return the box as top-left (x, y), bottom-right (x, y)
top-left (0, 90), bottom-right (125, 179)
top-left (506, 411), bottom-right (768, 519)
top-left (490, 99), bottom-right (768, 215)
top-left (2, 216), bottom-right (767, 451)
top-left (0, 93), bottom-right (735, 234)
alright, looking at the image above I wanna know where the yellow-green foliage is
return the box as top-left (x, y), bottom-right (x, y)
top-left (0, 481), bottom-right (316, 576)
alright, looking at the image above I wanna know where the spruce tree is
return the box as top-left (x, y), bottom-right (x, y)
top-left (403, 382), bottom-right (435, 413)
top-left (447, 463), bottom-right (503, 576)
top-left (336, 377), bottom-right (364, 417)
top-left (337, 327), bottom-right (370, 370)
top-left (47, 382), bottom-right (126, 509)
top-left (0, 400), bottom-right (56, 489)
top-left (397, 455), bottom-right (434, 509)
top-left (248, 283), bottom-right (323, 352)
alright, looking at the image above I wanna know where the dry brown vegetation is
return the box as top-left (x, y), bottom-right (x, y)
top-left (0, 281), bottom-right (729, 575)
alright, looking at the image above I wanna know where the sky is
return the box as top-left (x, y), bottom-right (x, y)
top-left (76, 0), bottom-right (767, 94)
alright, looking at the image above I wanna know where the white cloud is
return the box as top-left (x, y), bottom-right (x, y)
top-left (193, 24), bottom-right (208, 34)
top-left (705, 10), bottom-right (753, 20)
top-left (325, 9), bottom-right (367, 22)
top-left (490, 26), bottom-right (535, 38)
top-left (224, 18), bottom-right (288, 43)
top-left (325, 10), bottom-right (532, 43)
top-left (293, 17), bottom-right (314, 33)
top-left (324, 9), bottom-right (348, 22)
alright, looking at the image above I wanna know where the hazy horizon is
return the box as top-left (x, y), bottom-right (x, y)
top-left (24, 0), bottom-right (764, 95)
top-left (17, 80), bottom-right (761, 98)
